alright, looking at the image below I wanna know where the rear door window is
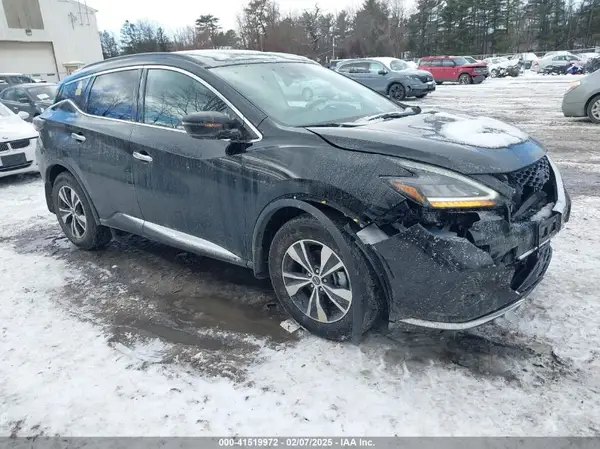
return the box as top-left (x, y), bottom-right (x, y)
top-left (430, 60), bottom-right (443, 67)
top-left (56, 77), bottom-right (91, 109)
top-left (86, 69), bottom-right (140, 121)
top-left (442, 59), bottom-right (455, 67)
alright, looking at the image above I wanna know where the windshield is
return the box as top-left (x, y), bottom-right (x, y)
top-left (212, 62), bottom-right (404, 127)
top-left (463, 57), bottom-right (476, 63)
top-left (389, 59), bottom-right (409, 71)
top-left (0, 102), bottom-right (14, 117)
top-left (28, 85), bottom-right (57, 102)
top-left (454, 57), bottom-right (470, 65)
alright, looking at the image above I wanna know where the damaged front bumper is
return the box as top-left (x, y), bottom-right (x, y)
top-left (358, 159), bottom-right (572, 330)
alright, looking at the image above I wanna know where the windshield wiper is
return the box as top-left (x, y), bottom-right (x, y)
top-left (364, 107), bottom-right (421, 122)
top-left (304, 122), bottom-right (360, 128)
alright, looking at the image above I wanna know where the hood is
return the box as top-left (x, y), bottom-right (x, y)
top-left (306, 110), bottom-right (546, 175)
top-left (0, 115), bottom-right (38, 141)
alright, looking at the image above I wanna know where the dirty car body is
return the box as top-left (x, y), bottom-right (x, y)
top-left (35, 50), bottom-right (571, 340)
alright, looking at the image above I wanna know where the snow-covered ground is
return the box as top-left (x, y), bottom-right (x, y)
top-left (1, 76), bottom-right (599, 437)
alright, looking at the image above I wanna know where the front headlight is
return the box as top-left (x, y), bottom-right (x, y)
top-left (383, 160), bottom-right (500, 209)
top-left (407, 75), bottom-right (422, 81)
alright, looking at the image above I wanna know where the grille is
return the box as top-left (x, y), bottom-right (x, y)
top-left (10, 139), bottom-right (30, 149)
top-left (508, 156), bottom-right (550, 194)
top-left (0, 142), bottom-right (8, 153)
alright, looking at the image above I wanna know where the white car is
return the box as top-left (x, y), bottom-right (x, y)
top-left (532, 53), bottom-right (582, 72)
top-left (0, 103), bottom-right (39, 178)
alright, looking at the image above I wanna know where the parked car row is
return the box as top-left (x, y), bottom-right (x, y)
top-left (0, 83), bottom-right (57, 122)
top-left (0, 102), bottom-right (39, 179)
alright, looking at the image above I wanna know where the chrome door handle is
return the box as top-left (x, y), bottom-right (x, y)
top-left (133, 151), bottom-right (153, 162)
top-left (71, 133), bottom-right (86, 142)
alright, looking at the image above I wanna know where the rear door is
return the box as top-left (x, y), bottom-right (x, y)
top-left (428, 59), bottom-right (444, 80)
top-left (75, 69), bottom-right (142, 225)
top-left (337, 61), bottom-right (380, 89)
top-left (443, 59), bottom-right (458, 80)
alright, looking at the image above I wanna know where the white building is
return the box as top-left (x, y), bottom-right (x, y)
top-left (0, 0), bottom-right (103, 82)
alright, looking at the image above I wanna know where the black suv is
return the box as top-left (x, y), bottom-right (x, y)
top-left (35, 50), bottom-right (571, 341)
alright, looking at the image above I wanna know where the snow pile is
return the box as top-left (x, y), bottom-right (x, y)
top-left (438, 116), bottom-right (530, 148)
top-left (531, 202), bottom-right (555, 221)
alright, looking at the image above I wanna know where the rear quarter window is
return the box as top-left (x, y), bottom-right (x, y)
top-left (56, 77), bottom-right (91, 109)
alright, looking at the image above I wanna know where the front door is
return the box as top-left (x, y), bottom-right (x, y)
top-left (131, 67), bottom-right (249, 261)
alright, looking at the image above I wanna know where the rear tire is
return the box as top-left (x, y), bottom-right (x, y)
top-left (52, 172), bottom-right (112, 250)
top-left (458, 73), bottom-right (473, 84)
top-left (268, 215), bottom-right (383, 341)
top-left (586, 95), bottom-right (600, 124)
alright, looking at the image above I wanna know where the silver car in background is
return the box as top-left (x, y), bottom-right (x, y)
top-left (335, 57), bottom-right (435, 100)
top-left (562, 69), bottom-right (600, 123)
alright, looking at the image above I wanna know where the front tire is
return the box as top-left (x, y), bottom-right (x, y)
top-left (52, 172), bottom-right (112, 250)
top-left (415, 94), bottom-right (427, 98)
top-left (587, 95), bottom-right (600, 124)
top-left (458, 73), bottom-right (473, 84)
top-left (387, 83), bottom-right (406, 101)
top-left (269, 215), bottom-right (382, 341)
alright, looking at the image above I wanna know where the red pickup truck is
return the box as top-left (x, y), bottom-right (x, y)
top-left (418, 56), bottom-right (489, 84)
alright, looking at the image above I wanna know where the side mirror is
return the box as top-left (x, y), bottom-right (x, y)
top-left (17, 111), bottom-right (30, 120)
top-left (378, 70), bottom-right (388, 75)
top-left (182, 111), bottom-right (242, 140)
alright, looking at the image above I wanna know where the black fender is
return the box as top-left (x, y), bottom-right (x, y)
top-left (251, 197), bottom-right (367, 342)
top-left (43, 160), bottom-right (101, 225)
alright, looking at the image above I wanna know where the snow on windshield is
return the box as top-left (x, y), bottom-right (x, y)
top-left (436, 114), bottom-right (529, 148)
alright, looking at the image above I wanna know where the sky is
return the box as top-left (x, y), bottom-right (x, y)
top-left (86, 0), bottom-right (357, 35)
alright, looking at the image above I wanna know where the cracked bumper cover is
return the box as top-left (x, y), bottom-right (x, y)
top-left (361, 163), bottom-right (572, 329)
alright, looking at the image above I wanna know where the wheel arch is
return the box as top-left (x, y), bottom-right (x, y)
top-left (251, 197), bottom-right (359, 279)
top-left (386, 80), bottom-right (406, 94)
top-left (44, 163), bottom-right (101, 225)
top-left (585, 92), bottom-right (600, 116)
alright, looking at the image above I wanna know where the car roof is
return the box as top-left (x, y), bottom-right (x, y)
top-left (5, 83), bottom-right (54, 89)
top-left (61, 50), bottom-right (316, 85)
top-left (0, 73), bottom-right (28, 76)
top-left (421, 56), bottom-right (461, 59)
top-left (369, 57), bottom-right (404, 64)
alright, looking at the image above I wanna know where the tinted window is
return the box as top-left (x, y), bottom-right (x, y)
top-left (57, 77), bottom-right (91, 108)
top-left (0, 88), bottom-right (12, 100)
top-left (338, 62), bottom-right (369, 73)
top-left (11, 76), bottom-right (34, 84)
top-left (430, 60), bottom-right (443, 67)
top-left (143, 69), bottom-right (230, 129)
top-left (419, 60), bottom-right (431, 67)
top-left (453, 57), bottom-right (469, 65)
top-left (13, 88), bottom-right (29, 102)
top-left (87, 70), bottom-right (139, 121)
top-left (442, 59), bottom-right (455, 67)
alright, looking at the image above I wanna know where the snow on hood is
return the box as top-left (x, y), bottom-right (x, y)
top-left (0, 115), bottom-right (38, 141)
top-left (422, 111), bottom-right (529, 149)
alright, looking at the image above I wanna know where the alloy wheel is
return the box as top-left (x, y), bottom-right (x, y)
top-left (58, 186), bottom-right (87, 239)
top-left (281, 239), bottom-right (352, 324)
top-left (459, 74), bottom-right (471, 84)
top-left (389, 84), bottom-right (405, 100)
top-left (591, 99), bottom-right (600, 121)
